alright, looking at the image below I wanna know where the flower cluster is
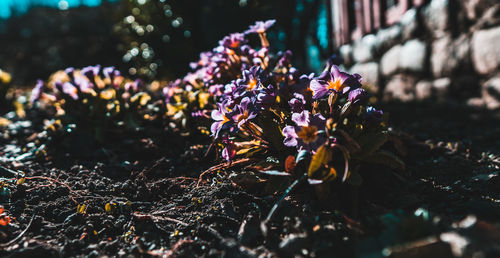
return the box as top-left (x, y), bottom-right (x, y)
top-left (194, 21), bottom-right (402, 185)
top-left (26, 19), bottom-right (401, 185)
top-left (162, 20), bottom-right (282, 132)
top-left (30, 65), bottom-right (165, 145)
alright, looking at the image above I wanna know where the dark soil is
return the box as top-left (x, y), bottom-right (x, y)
top-left (0, 101), bottom-right (499, 257)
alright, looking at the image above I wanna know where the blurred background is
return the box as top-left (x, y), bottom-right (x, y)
top-left (0, 0), bottom-right (333, 83)
top-left (0, 0), bottom-right (499, 109)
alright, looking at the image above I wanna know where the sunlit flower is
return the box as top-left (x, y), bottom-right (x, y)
top-left (30, 80), bottom-right (44, 103)
top-left (219, 33), bottom-right (246, 49)
top-left (288, 93), bottom-right (306, 113)
top-left (210, 101), bottom-right (234, 138)
top-left (232, 97), bottom-right (257, 128)
top-left (81, 65), bottom-right (101, 80)
top-left (283, 110), bottom-right (326, 152)
top-left (348, 88), bottom-right (368, 104)
top-left (310, 65), bottom-right (361, 99)
top-left (244, 20), bottom-right (276, 34)
top-left (56, 82), bottom-right (78, 100)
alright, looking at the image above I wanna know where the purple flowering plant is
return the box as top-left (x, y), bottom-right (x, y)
top-left (26, 19), bottom-right (403, 188)
top-left (162, 20), bottom-right (404, 188)
top-left (30, 66), bottom-right (165, 148)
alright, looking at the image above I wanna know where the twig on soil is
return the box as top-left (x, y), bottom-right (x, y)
top-left (0, 164), bottom-right (23, 177)
top-left (134, 157), bottom-right (166, 179)
top-left (0, 212), bottom-right (36, 248)
top-left (197, 158), bottom-right (253, 187)
top-left (26, 176), bottom-right (80, 204)
top-left (133, 212), bottom-right (189, 227)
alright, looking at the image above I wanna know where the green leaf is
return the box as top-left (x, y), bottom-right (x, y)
top-left (295, 150), bottom-right (310, 164)
top-left (363, 150), bottom-right (405, 171)
top-left (356, 131), bottom-right (388, 156)
top-left (340, 101), bottom-right (352, 116)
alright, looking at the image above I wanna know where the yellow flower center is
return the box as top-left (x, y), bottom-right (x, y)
top-left (326, 79), bottom-right (344, 92)
top-left (230, 42), bottom-right (240, 48)
top-left (247, 79), bottom-right (258, 90)
top-left (296, 126), bottom-right (318, 144)
top-left (236, 110), bottom-right (249, 123)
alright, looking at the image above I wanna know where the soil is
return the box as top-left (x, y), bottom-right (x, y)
top-left (0, 101), bottom-right (499, 257)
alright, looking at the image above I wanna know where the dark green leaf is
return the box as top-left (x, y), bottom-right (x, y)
top-left (363, 150), bottom-right (405, 171)
top-left (356, 131), bottom-right (388, 156)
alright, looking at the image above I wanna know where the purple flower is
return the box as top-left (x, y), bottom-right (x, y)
top-left (74, 76), bottom-right (92, 93)
top-left (190, 51), bottom-right (213, 70)
top-left (278, 50), bottom-right (293, 67)
top-left (30, 80), bottom-right (44, 103)
top-left (210, 101), bottom-right (234, 138)
top-left (288, 93), bottom-right (306, 113)
top-left (244, 20), bottom-right (276, 34)
top-left (256, 84), bottom-right (275, 107)
top-left (57, 82), bottom-right (78, 100)
top-left (238, 66), bottom-right (264, 92)
top-left (348, 88), bottom-right (368, 104)
top-left (81, 65), bottom-right (101, 80)
top-left (232, 97), bottom-right (257, 128)
top-left (219, 33), bottom-right (246, 49)
top-left (300, 73), bottom-right (315, 81)
top-left (283, 110), bottom-right (326, 152)
top-left (124, 81), bottom-right (139, 92)
top-left (310, 65), bottom-right (362, 99)
top-left (365, 106), bottom-right (384, 122)
top-left (103, 66), bottom-right (120, 80)
top-left (208, 84), bottom-right (224, 97)
top-left (64, 67), bottom-right (75, 79)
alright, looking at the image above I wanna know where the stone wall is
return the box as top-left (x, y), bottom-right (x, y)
top-left (338, 0), bottom-right (500, 110)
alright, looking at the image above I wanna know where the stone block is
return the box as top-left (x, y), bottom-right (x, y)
top-left (463, 0), bottom-right (497, 20)
top-left (350, 62), bottom-right (380, 93)
top-left (375, 25), bottom-right (402, 53)
top-left (431, 34), bottom-right (471, 77)
top-left (415, 80), bottom-right (433, 100)
top-left (339, 44), bottom-right (353, 67)
top-left (422, 0), bottom-right (449, 38)
top-left (400, 39), bottom-right (427, 73)
top-left (401, 8), bottom-right (419, 40)
top-left (432, 77), bottom-right (452, 99)
top-left (353, 34), bottom-right (377, 63)
top-left (384, 74), bottom-right (417, 102)
top-left (381, 45), bottom-right (402, 76)
top-left (472, 26), bottom-right (500, 74)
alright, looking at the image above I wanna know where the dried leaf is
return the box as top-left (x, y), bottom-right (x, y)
top-left (285, 155), bottom-right (296, 174)
top-left (308, 145), bottom-right (333, 178)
